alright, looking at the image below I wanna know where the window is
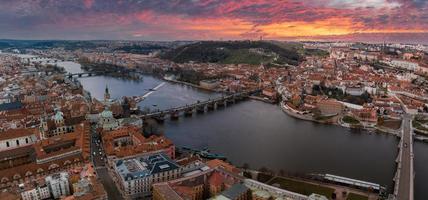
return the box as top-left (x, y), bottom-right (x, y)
top-left (25, 138), bottom-right (29, 144)
top-left (6, 141), bottom-right (9, 147)
top-left (16, 140), bottom-right (19, 146)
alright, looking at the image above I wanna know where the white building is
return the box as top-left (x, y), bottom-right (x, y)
top-left (98, 107), bottom-right (119, 131)
top-left (354, 52), bottom-right (378, 61)
top-left (389, 60), bottom-right (419, 71)
top-left (45, 172), bottom-right (70, 199)
top-left (20, 184), bottom-right (51, 200)
top-left (0, 128), bottom-right (38, 152)
top-left (113, 153), bottom-right (181, 199)
top-left (345, 86), bottom-right (365, 96)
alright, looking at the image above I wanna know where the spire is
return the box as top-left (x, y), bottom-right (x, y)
top-left (104, 84), bottom-right (110, 102)
top-left (105, 84), bottom-right (109, 95)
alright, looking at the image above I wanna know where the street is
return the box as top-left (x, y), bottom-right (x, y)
top-left (90, 124), bottom-right (124, 200)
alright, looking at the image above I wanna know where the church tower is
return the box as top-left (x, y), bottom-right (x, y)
top-left (104, 85), bottom-right (111, 103)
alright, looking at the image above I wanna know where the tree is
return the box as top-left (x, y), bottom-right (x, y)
top-left (249, 74), bottom-right (260, 82)
top-left (259, 166), bottom-right (268, 173)
top-left (242, 163), bottom-right (250, 170)
top-left (279, 169), bottom-right (285, 177)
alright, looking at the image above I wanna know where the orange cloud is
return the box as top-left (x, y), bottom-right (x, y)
top-left (259, 17), bottom-right (360, 38)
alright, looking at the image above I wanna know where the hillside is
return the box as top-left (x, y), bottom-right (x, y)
top-left (113, 44), bottom-right (167, 54)
top-left (160, 41), bottom-right (304, 66)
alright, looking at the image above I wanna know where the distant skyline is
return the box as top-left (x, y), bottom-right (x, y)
top-left (0, 0), bottom-right (427, 43)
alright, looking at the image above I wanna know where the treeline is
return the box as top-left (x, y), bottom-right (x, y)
top-left (312, 85), bottom-right (372, 105)
top-left (114, 44), bottom-right (166, 54)
top-left (0, 40), bottom-right (98, 50)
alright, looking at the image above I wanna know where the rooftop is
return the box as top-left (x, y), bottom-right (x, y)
top-left (220, 183), bottom-right (249, 199)
top-left (0, 101), bottom-right (22, 112)
top-left (115, 153), bottom-right (179, 181)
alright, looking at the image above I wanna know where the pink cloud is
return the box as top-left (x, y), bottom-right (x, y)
top-left (83, 0), bottom-right (94, 9)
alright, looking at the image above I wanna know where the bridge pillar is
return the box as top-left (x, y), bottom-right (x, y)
top-left (235, 94), bottom-right (243, 101)
top-left (196, 105), bottom-right (205, 114)
top-left (171, 110), bottom-right (179, 120)
top-left (207, 102), bottom-right (215, 111)
top-left (184, 108), bottom-right (193, 117)
top-left (154, 113), bottom-right (166, 123)
top-left (226, 97), bottom-right (235, 105)
top-left (216, 100), bottom-right (225, 108)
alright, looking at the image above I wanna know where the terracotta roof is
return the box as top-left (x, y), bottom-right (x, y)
top-left (153, 183), bottom-right (183, 200)
top-left (102, 126), bottom-right (174, 158)
top-left (0, 191), bottom-right (20, 200)
top-left (206, 159), bottom-right (240, 174)
top-left (0, 128), bottom-right (37, 141)
top-left (208, 171), bottom-right (224, 188)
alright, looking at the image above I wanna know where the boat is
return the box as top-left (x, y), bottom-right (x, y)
top-left (199, 151), bottom-right (227, 160)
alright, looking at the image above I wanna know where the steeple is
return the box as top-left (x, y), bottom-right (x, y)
top-left (104, 84), bottom-right (110, 102)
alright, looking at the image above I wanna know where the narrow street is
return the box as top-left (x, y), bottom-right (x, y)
top-left (90, 124), bottom-right (124, 200)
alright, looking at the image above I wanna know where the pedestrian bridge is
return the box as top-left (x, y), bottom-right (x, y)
top-left (138, 90), bottom-right (259, 120)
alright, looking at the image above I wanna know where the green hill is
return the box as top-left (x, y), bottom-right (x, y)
top-left (160, 41), bottom-right (304, 66)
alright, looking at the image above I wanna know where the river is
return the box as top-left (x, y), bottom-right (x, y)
top-left (54, 59), bottom-right (427, 199)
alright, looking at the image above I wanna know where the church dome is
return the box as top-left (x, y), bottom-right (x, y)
top-left (100, 109), bottom-right (113, 119)
top-left (52, 108), bottom-right (64, 122)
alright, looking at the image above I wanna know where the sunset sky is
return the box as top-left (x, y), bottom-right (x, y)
top-left (0, 0), bottom-right (427, 42)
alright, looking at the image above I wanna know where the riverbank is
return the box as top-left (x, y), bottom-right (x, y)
top-left (280, 101), bottom-right (401, 137)
top-left (249, 96), bottom-right (277, 104)
top-left (280, 102), bottom-right (319, 122)
top-left (243, 169), bottom-right (380, 200)
top-left (162, 76), bottom-right (225, 93)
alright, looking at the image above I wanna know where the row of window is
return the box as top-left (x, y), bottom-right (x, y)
top-left (5, 138), bottom-right (30, 147)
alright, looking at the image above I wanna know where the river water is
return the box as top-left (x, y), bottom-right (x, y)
top-left (54, 60), bottom-right (427, 199)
